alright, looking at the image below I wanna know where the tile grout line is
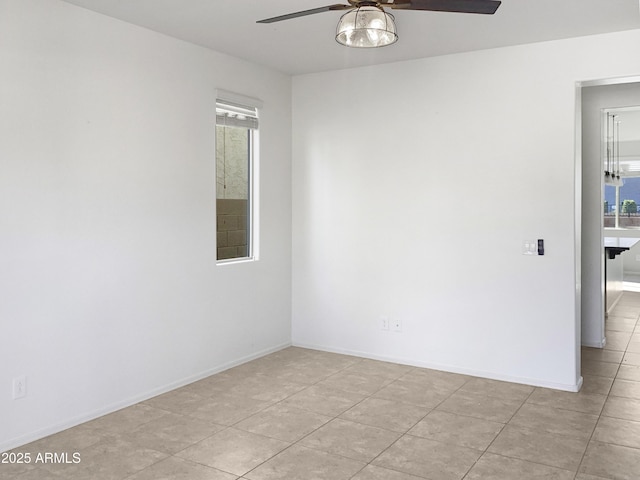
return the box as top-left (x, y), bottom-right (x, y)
top-left (459, 387), bottom-right (538, 480)
top-left (230, 355), bottom-right (406, 480)
top-left (574, 293), bottom-right (640, 479)
top-left (11, 297), bottom-right (640, 480)
top-left (359, 373), bottom-right (475, 480)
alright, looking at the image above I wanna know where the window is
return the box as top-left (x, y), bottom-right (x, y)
top-left (605, 178), bottom-right (640, 228)
top-left (603, 106), bottom-right (640, 229)
top-left (216, 96), bottom-right (259, 262)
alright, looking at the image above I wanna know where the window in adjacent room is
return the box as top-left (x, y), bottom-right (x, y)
top-left (216, 97), bottom-right (259, 262)
top-left (604, 177), bottom-right (640, 229)
top-left (603, 106), bottom-right (640, 229)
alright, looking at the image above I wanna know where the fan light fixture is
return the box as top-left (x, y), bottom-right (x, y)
top-left (257, 1), bottom-right (501, 48)
top-left (335, 5), bottom-right (398, 48)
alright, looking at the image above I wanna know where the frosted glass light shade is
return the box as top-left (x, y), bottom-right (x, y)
top-left (336, 6), bottom-right (398, 48)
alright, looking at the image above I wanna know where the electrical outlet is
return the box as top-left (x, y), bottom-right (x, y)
top-left (381, 316), bottom-right (390, 331)
top-left (13, 376), bottom-right (26, 400)
top-left (392, 318), bottom-right (402, 332)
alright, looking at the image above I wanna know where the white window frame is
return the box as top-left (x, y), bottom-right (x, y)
top-left (215, 90), bottom-right (262, 265)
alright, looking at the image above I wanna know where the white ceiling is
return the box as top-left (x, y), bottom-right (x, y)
top-left (61, 0), bottom-right (640, 75)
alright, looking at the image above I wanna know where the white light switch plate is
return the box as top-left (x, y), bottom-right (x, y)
top-left (522, 240), bottom-right (537, 255)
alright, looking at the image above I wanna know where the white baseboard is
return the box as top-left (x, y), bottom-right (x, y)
top-left (582, 340), bottom-right (606, 348)
top-left (0, 342), bottom-right (291, 453)
top-left (623, 272), bottom-right (640, 282)
top-left (607, 291), bottom-right (624, 314)
top-left (293, 342), bottom-right (583, 393)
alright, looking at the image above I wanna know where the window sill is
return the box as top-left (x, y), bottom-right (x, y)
top-left (216, 257), bottom-right (257, 266)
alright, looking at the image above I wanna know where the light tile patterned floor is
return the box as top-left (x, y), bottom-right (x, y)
top-left (3, 293), bottom-right (640, 480)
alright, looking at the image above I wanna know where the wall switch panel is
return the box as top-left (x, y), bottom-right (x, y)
top-left (523, 239), bottom-right (544, 255)
top-left (522, 240), bottom-right (537, 255)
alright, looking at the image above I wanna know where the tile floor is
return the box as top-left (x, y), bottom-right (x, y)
top-left (3, 293), bottom-right (640, 480)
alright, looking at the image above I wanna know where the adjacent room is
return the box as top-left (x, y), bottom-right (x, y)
top-left (2, 0), bottom-right (640, 478)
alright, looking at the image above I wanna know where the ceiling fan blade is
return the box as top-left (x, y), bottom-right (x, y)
top-left (386, 0), bottom-right (501, 14)
top-left (257, 4), bottom-right (351, 24)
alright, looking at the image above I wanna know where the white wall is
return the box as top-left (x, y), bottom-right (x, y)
top-left (292, 30), bottom-right (640, 391)
top-left (0, 0), bottom-right (292, 451)
top-left (582, 82), bottom-right (640, 347)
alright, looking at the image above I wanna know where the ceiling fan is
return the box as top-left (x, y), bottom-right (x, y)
top-left (257, 0), bottom-right (501, 48)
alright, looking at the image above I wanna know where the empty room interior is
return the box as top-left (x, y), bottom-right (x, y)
top-left (3, 0), bottom-right (640, 478)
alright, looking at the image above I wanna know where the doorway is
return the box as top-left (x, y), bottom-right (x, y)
top-left (580, 80), bottom-right (640, 350)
